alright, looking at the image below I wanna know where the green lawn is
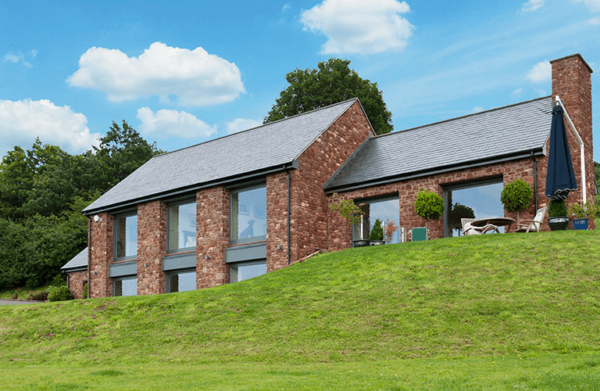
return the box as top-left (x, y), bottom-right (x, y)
top-left (1, 230), bottom-right (600, 389)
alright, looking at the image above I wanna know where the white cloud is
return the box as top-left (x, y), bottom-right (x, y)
top-left (574, 0), bottom-right (600, 12)
top-left (282, 3), bottom-right (291, 11)
top-left (512, 87), bottom-right (523, 96)
top-left (526, 61), bottom-right (551, 82)
top-left (534, 88), bottom-right (547, 96)
top-left (0, 99), bottom-right (100, 154)
top-left (3, 51), bottom-right (32, 67)
top-left (225, 118), bottom-right (262, 134)
top-left (522, 0), bottom-right (544, 12)
top-left (29, 49), bottom-right (38, 58)
top-left (472, 106), bottom-right (484, 113)
top-left (588, 17), bottom-right (600, 24)
top-left (300, 0), bottom-right (414, 54)
top-left (67, 42), bottom-right (246, 106)
top-left (136, 107), bottom-right (217, 139)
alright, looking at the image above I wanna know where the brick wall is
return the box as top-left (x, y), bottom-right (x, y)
top-left (137, 201), bottom-right (167, 295)
top-left (196, 186), bottom-right (230, 288)
top-left (67, 270), bottom-right (88, 300)
top-left (266, 172), bottom-right (290, 271)
top-left (550, 54), bottom-right (595, 229)
top-left (89, 212), bottom-right (113, 298)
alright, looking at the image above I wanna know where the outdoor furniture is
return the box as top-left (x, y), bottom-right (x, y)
top-left (516, 206), bottom-right (547, 233)
top-left (461, 218), bottom-right (499, 235)
top-left (470, 217), bottom-right (515, 233)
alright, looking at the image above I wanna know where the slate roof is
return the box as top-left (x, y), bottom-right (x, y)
top-left (84, 99), bottom-right (358, 214)
top-left (61, 247), bottom-right (88, 271)
top-left (325, 96), bottom-right (552, 192)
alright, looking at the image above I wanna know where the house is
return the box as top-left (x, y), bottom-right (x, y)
top-left (62, 53), bottom-right (594, 299)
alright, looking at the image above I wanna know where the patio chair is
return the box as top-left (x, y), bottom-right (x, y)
top-left (516, 206), bottom-right (547, 233)
top-left (461, 218), bottom-right (499, 236)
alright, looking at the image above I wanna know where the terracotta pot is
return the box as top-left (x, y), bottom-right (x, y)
top-left (11, 294), bottom-right (18, 300)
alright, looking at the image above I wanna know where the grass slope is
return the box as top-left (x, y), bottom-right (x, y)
top-left (1, 230), bottom-right (600, 367)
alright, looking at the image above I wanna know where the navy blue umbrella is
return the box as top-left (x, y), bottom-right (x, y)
top-left (545, 104), bottom-right (577, 200)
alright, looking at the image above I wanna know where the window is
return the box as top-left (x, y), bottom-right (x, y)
top-left (114, 277), bottom-right (137, 296)
top-left (230, 185), bottom-right (267, 244)
top-left (443, 178), bottom-right (504, 237)
top-left (352, 196), bottom-right (400, 243)
top-left (230, 260), bottom-right (267, 283)
top-left (114, 213), bottom-right (138, 261)
top-left (167, 201), bottom-right (196, 253)
top-left (167, 269), bottom-right (196, 293)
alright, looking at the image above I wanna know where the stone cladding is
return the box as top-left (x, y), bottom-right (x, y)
top-left (67, 270), bottom-right (88, 300)
top-left (89, 212), bottom-right (113, 298)
top-left (137, 201), bottom-right (167, 295)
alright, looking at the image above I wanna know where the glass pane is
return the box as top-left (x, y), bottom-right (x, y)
top-left (114, 278), bottom-right (137, 296)
top-left (116, 215), bottom-right (137, 258)
top-left (169, 271), bottom-right (196, 293)
top-left (231, 187), bottom-right (266, 241)
top-left (230, 261), bottom-right (267, 283)
top-left (352, 198), bottom-right (400, 243)
top-left (168, 202), bottom-right (196, 251)
top-left (446, 182), bottom-right (505, 237)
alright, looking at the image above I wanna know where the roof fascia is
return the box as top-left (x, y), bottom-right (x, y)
top-left (61, 266), bottom-right (88, 273)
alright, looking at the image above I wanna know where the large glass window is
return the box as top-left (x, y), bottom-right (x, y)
top-left (114, 277), bottom-right (137, 296)
top-left (230, 185), bottom-right (267, 244)
top-left (230, 260), bottom-right (267, 283)
top-left (167, 201), bottom-right (196, 253)
top-left (167, 269), bottom-right (196, 293)
top-left (444, 179), bottom-right (505, 237)
top-left (115, 214), bottom-right (138, 260)
top-left (352, 196), bottom-right (400, 244)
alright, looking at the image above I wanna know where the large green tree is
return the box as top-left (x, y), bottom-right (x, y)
top-left (264, 58), bottom-right (393, 135)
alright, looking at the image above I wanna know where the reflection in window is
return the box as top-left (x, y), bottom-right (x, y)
top-left (168, 270), bottom-right (196, 293)
top-left (168, 202), bottom-right (196, 252)
top-left (114, 277), bottom-right (137, 296)
top-left (352, 197), bottom-right (400, 243)
top-left (231, 186), bottom-right (267, 243)
top-left (116, 215), bottom-right (138, 259)
top-left (230, 260), bottom-right (267, 283)
top-left (445, 182), bottom-right (504, 237)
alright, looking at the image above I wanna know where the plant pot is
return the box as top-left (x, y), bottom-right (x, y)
top-left (548, 217), bottom-right (569, 231)
top-left (353, 239), bottom-right (370, 247)
top-left (573, 218), bottom-right (589, 230)
top-left (370, 240), bottom-right (385, 246)
top-left (11, 294), bottom-right (18, 300)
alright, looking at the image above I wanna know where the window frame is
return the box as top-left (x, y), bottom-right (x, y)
top-left (166, 197), bottom-right (197, 254)
top-left (350, 193), bottom-right (400, 242)
top-left (113, 275), bottom-right (137, 297)
top-left (229, 259), bottom-right (267, 283)
top-left (166, 268), bottom-right (197, 293)
top-left (113, 208), bottom-right (138, 262)
top-left (229, 182), bottom-right (267, 245)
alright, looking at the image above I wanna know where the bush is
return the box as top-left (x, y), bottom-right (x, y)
top-left (369, 219), bottom-right (384, 241)
top-left (414, 189), bottom-right (444, 220)
top-left (50, 273), bottom-right (66, 287)
top-left (501, 179), bottom-right (532, 224)
top-left (549, 200), bottom-right (568, 218)
top-left (47, 286), bottom-right (74, 302)
top-left (31, 291), bottom-right (48, 301)
top-left (567, 200), bottom-right (600, 220)
top-left (83, 283), bottom-right (88, 299)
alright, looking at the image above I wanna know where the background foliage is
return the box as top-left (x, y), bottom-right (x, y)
top-left (0, 121), bottom-right (160, 289)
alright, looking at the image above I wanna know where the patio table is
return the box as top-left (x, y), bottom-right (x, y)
top-left (470, 217), bottom-right (515, 231)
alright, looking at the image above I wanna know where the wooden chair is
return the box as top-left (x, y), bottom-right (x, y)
top-left (461, 218), bottom-right (499, 236)
top-left (516, 206), bottom-right (547, 233)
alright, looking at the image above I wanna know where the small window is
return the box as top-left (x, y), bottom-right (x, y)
top-left (114, 213), bottom-right (138, 261)
top-left (352, 196), bottom-right (400, 243)
top-left (230, 185), bottom-right (267, 244)
top-left (229, 260), bottom-right (267, 283)
top-left (114, 277), bottom-right (137, 296)
top-left (167, 201), bottom-right (196, 253)
top-left (167, 269), bottom-right (196, 293)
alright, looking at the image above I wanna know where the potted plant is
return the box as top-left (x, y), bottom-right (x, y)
top-left (329, 193), bottom-right (368, 247)
top-left (500, 179), bottom-right (533, 226)
top-left (567, 200), bottom-right (599, 230)
top-left (369, 219), bottom-right (385, 245)
top-left (548, 199), bottom-right (569, 231)
top-left (414, 189), bottom-right (444, 240)
top-left (11, 290), bottom-right (18, 300)
top-left (384, 218), bottom-right (398, 244)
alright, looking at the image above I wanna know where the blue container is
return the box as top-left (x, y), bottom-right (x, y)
top-left (573, 218), bottom-right (589, 230)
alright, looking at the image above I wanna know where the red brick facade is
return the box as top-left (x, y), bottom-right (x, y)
top-left (137, 201), bottom-right (167, 295)
top-left (89, 212), bottom-right (113, 298)
top-left (67, 270), bottom-right (87, 300)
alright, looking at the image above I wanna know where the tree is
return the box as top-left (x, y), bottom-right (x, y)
top-left (500, 179), bottom-right (532, 225)
top-left (264, 58), bottom-right (393, 135)
top-left (369, 219), bottom-right (384, 241)
top-left (414, 189), bottom-right (445, 238)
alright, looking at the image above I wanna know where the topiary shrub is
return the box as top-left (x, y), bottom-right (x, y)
top-left (501, 179), bottom-right (533, 225)
top-left (549, 200), bottom-right (568, 218)
top-left (369, 219), bottom-right (384, 241)
top-left (83, 283), bottom-right (88, 299)
top-left (414, 189), bottom-right (445, 238)
top-left (48, 286), bottom-right (74, 302)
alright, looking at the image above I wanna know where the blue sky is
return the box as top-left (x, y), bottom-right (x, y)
top-left (1, 0), bottom-right (599, 159)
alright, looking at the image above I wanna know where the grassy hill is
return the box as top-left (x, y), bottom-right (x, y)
top-left (2, 229), bottom-right (600, 370)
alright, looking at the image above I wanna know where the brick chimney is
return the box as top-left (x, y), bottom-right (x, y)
top-left (550, 54), bottom-right (594, 211)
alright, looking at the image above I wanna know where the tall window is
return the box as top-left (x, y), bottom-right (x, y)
top-left (230, 185), bottom-right (267, 244)
top-left (167, 270), bottom-right (196, 293)
top-left (115, 213), bottom-right (138, 261)
top-left (352, 196), bottom-right (400, 243)
top-left (230, 260), bottom-right (267, 283)
top-left (443, 179), bottom-right (504, 237)
top-left (167, 201), bottom-right (196, 253)
top-left (114, 277), bottom-right (137, 296)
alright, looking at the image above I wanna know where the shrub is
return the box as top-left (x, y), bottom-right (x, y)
top-left (383, 218), bottom-right (398, 244)
top-left (414, 189), bottom-right (444, 235)
top-left (83, 283), bottom-right (88, 299)
top-left (369, 219), bottom-right (384, 241)
top-left (31, 291), bottom-right (48, 301)
top-left (567, 200), bottom-right (600, 220)
top-left (50, 273), bottom-right (66, 287)
top-left (501, 179), bottom-right (532, 225)
top-left (48, 286), bottom-right (74, 302)
top-left (549, 200), bottom-right (568, 218)
top-left (329, 193), bottom-right (365, 226)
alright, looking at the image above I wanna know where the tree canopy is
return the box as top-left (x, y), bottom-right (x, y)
top-left (264, 58), bottom-right (393, 135)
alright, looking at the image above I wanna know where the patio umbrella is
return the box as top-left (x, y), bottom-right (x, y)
top-left (545, 104), bottom-right (577, 200)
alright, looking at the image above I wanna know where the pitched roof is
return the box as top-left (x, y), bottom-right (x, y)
top-left (61, 247), bottom-right (88, 271)
top-left (325, 96), bottom-right (552, 192)
top-left (84, 99), bottom-right (358, 214)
